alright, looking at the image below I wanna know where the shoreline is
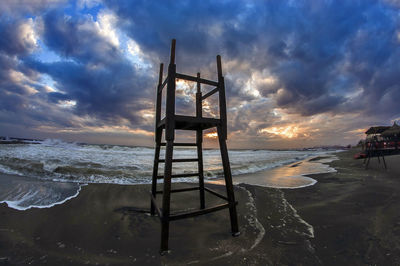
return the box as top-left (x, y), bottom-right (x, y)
top-left (0, 153), bottom-right (338, 211)
top-left (1, 150), bottom-right (400, 264)
top-left (283, 150), bottom-right (400, 265)
top-left (209, 153), bottom-right (338, 189)
top-left (0, 181), bottom-right (320, 265)
top-left (0, 141), bottom-right (341, 188)
top-left (0, 174), bottom-right (84, 211)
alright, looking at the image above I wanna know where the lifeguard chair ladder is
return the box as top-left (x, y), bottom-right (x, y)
top-left (150, 39), bottom-right (239, 253)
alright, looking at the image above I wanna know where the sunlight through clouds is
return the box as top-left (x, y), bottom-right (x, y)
top-left (95, 11), bottom-right (119, 47)
top-left (1, 0), bottom-right (399, 147)
top-left (57, 100), bottom-right (77, 108)
top-left (259, 125), bottom-right (300, 139)
top-left (205, 132), bottom-right (218, 139)
top-left (18, 18), bottom-right (39, 52)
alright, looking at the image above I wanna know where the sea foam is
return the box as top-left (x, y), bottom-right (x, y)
top-left (0, 139), bottom-right (338, 185)
top-left (0, 174), bottom-right (83, 210)
top-left (0, 139), bottom-right (339, 210)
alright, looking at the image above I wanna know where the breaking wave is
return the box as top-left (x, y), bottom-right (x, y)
top-left (0, 139), bottom-right (340, 210)
top-left (0, 139), bottom-right (339, 184)
top-left (0, 139), bottom-right (337, 185)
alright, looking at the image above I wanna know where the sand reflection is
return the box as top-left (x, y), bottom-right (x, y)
top-left (207, 155), bottom-right (337, 189)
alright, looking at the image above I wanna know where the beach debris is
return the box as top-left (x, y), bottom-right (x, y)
top-left (107, 249), bottom-right (117, 254)
top-left (277, 241), bottom-right (298, 245)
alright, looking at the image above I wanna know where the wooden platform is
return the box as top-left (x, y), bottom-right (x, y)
top-left (158, 115), bottom-right (221, 130)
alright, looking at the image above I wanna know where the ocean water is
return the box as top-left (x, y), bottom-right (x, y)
top-left (0, 139), bottom-right (339, 210)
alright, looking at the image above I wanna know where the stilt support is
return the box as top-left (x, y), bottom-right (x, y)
top-left (150, 39), bottom-right (239, 253)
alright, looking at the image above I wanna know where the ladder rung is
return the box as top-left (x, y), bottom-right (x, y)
top-left (168, 202), bottom-right (234, 221)
top-left (160, 142), bottom-right (197, 146)
top-left (157, 173), bottom-right (199, 179)
top-left (204, 187), bottom-right (229, 201)
top-left (156, 187), bottom-right (199, 194)
top-left (159, 158), bottom-right (199, 163)
top-left (175, 73), bottom-right (219, 87)
top-left (201, 87), bottom-right (219, 100)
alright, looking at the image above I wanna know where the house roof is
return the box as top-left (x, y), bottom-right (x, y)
top-left (381, 123), bottom-right (400, 137)
top-left (365, 126), bottom-right (390, 135)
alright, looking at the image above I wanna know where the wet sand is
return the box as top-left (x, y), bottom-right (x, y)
top-left (284, 151), bottom-right (400, 265)
top-left (210, 154), bottom-right (337, 188)
top-left (1, 150), bottom-right (400, 265)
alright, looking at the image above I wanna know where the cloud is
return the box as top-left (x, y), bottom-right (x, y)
top-left (103, 0), bottom-right (399, 120)
top-left (0, 0), bottom-right (67, 17)
top-left (0, 7), bottom-right (156, 139)
top-left (1, 0), bottom-right (400, 147)
top-left (0, 17), bottom-right (39, 55)
top-left (26, 12), bottom-right (155, 126)
top-left (41, 9), bottom-right (121, 66)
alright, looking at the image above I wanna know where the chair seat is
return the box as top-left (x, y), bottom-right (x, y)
top-left (158, 115), bottom-right (221, 130)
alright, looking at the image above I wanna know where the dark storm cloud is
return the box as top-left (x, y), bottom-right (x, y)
top-left (102, 0), bottom-right (249, 70)
top-left (42, 10), bottom-right (120, 65)
top-left (24, 9), bottom-right (156, 126)
top-left (343, 5), bottom-right (400, 119)
top-left (0, 0), bottom-right (67, 18)
top-left (0, 15), bottom-right (41, 57)
top-left (0, 5), bottom-right (156, 134)
top-left (0, 10), bottom-right (72, 132)
top-left (0, 49), bottom-right (77, 132)
top-left (1, 0), bottom-right (400, 145)
top-left (25, 57), bottom-right (148, 123)
top-left (104, 0), bottom-right (400, 120)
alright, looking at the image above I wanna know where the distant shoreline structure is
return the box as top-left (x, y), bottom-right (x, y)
top-left (0, 136), bottom-right (42, 144)
top-left (0, 136), bottom-right (351, 151)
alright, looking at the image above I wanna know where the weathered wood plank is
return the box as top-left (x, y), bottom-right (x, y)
top-left (156, 187), bottom-right (199, 194)
top-left (176, 73), bottom-right (218, 87)
top-left (160, 142), bottom-right (197, 146)
top-left (168, 203), bottom-right (232, 221)
top-left (217, 125), bottom-right (239, 235)
top-left (160, 140), bottom-right (174, 252)
top-left (201, 87), bottom-right (219, 100)
top-left (217, 55), bottom-right (227, 140)
top-left (157, 172), bottom-right (199, 179)
top-left (204, 187), bottom-right (229, 201)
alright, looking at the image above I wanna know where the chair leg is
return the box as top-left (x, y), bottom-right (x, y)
top-left (217, 126), bottom-right (239, 236)
top-left (160, 140), bottom-right (174, 253)
top-left (363, 145), bottom-right (371, 164)
top-left (365, 153), bottom-right (371, 169)
top-left (197, 129), bottom-right (205, 209)
top-left (151, 128), bottom-right (162, 215)
top-left (150, 144), bottom-right (160, 215)
top-left (382, 152), bottom-right (387, 169)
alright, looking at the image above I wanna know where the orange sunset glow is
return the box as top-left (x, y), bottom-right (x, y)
top-left (205, 132), bottom-right (218, 138)
top-left (259, 125), bottom-right (301, 139)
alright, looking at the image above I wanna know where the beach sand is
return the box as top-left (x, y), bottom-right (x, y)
top-left (1, 150), bottom-right (400, 265)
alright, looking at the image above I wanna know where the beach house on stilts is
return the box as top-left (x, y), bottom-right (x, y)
top-left (362, 122), bottom-right (400, 169)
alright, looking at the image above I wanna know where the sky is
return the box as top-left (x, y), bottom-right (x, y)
top-left (0, 0), bottom-right (399, 149)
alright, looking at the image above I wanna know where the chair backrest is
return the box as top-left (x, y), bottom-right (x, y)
top-left (155, 39), bottom-right (228, 140)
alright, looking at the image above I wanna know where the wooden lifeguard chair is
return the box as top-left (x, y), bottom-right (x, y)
top-left (150, 39), bottom-right (239, 253)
